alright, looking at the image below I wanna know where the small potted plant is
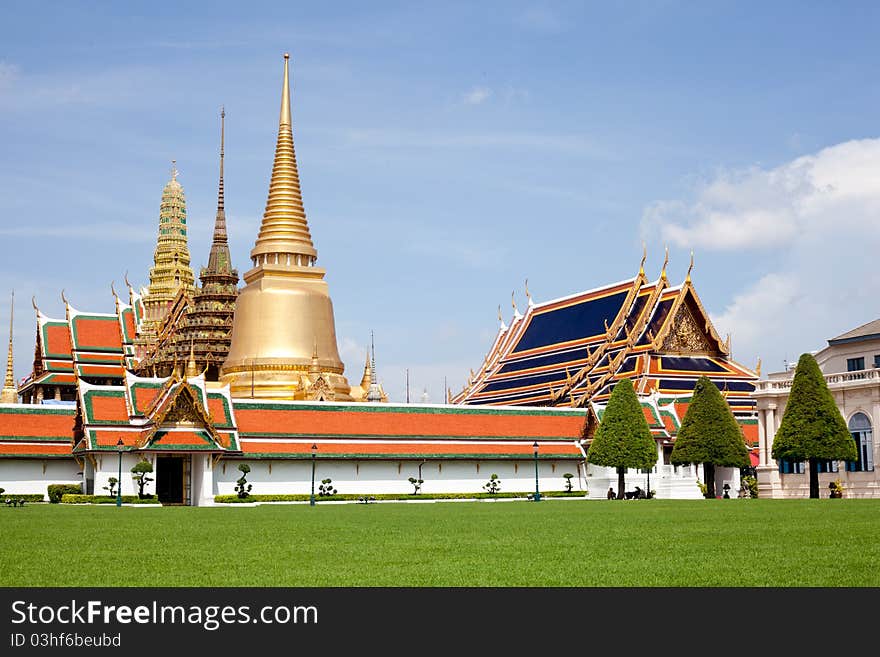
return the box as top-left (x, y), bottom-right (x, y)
top-left (828, 479), bottom-right (844, 499)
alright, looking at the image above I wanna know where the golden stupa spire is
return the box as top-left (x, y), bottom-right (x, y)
top-left (2, 291), bottom-right (17, 403)
top-left (221, 53), bottom-right (351, 400)
top-left (250, 52), bottom-right (316, 266)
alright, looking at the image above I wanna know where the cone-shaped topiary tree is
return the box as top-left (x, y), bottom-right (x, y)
top-left (772, 352), bottom-right (856, 498)
top-left (586, 378), bottom-right (657, 498)
top-left (670, 376), bottom-right (749, 498)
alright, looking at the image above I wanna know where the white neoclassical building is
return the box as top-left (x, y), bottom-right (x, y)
top-left (754, 319), bottom-right (879, 498)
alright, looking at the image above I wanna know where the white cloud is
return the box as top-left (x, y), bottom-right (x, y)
top-left (461, 86), bottom-right (492, 105)
top-left (648, 138), bottom-right (880, 374)
top-left (642, 138), bottom-right (880, 250)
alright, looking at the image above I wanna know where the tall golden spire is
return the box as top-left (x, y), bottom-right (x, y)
top-left (2, 291), bottom-right (17, 403)
top-left (221, 53), bottom-right (351, 400)
top-left (250, 52), bottom-right (316, 265)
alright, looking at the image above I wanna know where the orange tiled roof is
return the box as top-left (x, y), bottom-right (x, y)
top-left (0, 408), bottom-right (75, 438)
top-left (70, 315), bottom-right (124, 352)
top-left (0, 443), bottom-right (72, 455)
top-left (234, 404), bottom-right (587, 440)
top-left (44, 324), bottom-right (72, 358)
top-left (240, 440), bottom-right (583, 457)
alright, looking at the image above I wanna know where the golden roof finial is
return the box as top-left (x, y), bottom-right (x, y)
top-left (60, 289), bottom-right (68, 306)
top-left (660, 246), bottom-right (669, 282)
top-left (525, 279), bottom-right (534, 306)
top-left (756, 357), bottom-right (762, 377)
top-left (186, 339), bottom-right (199, 378)
top-left (309, 336), bottom-right (321, 375)
top-left (31, 295), bottom-right (38, 312)
top-left (2, 290), bottom-right (17, 403)
top-left (639, 242), bottom-right (647, 277)
top-left (511, 291), bottom-right (521, 318)
top-left (250, 52), bottom-right (316, 264)
top-left (685, 250), bottom-right (694, 284)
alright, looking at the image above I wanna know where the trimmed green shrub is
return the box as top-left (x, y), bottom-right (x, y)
top-left (482, 473), bottom-right (501, 494)
top-left (671, 376), bottom-right (749, 498)
top-left (213, 490), bottom-right (587, 504)
top-left (131, 459), bottom-right (154, 499)
top-left (103, 477), bottom-right (119, 497)
top-left (772, 353), bottom-right (857, 498)
top-left (587, 378), bottom-right (657, 499)
top-left (48, 484), bottom-right (83, 504)
top-left (235, 463), bottom-right (252, 498)
top-left (407, 477), bottom-right (423, 494)
top-left (61, 494), bottom-right (160, 505)
top-left (1, 493), bottom-right (45, 502)
top-left (563, 473), bottom-right (574, 492)
top-left (318, 478), bottom-right (337, 496)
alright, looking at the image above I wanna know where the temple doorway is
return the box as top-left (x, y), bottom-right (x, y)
top-left (156, 455), bottom-right (189, 505)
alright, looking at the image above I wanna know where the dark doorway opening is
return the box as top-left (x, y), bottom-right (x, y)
top-left (157, 456), bottom-right (185, 505)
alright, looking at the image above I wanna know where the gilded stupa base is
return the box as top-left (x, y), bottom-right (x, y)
top-left (220, 267), bottom-right (352, 401)
top-left (221, 365), bottom-right (352, 401)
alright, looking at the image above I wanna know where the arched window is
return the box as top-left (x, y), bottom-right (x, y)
top-left (846, 412), bottom-right (874, 472)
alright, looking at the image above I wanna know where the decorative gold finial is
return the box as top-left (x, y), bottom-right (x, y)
top-left (525, 279), bottom-right (533, 306)
top-left (639, 242), bottom-right (647, 277)
top-left (685, 250), bottom-right (694, 284)
top-left (511, 291), bottom-right (521, 318)
top-left (170, 160), bottom-right (178, 182)
top-left (110, 281), bottom-right (117, 298)
top-left (660, 246), bottom-right (669, 282)
top-left (124, 271), bottom-right (131, 289)
top-left (185, 339), bottom-right (199, 378)
top-left (31, 296), bottom-right (38, 312)
top-left (724, 333), bottom-right (731, 354)
top-left (756, 357), bottom-right (762, 377)
top-left (61, 289), bottom-right (68, 305)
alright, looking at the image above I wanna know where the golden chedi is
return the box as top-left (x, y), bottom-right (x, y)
top-left (221, 54), bottom-right (351, 400)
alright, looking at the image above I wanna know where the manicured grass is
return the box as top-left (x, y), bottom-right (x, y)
top-left (2, 499), bottom-right (877, 587)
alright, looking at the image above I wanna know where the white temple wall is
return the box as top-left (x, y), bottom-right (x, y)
top-left (212, 458), bottom-right (585, 497)
top-left (0, 458), bottom-right (80, 499)
top-left (0, 455), bottom-right (746, 501)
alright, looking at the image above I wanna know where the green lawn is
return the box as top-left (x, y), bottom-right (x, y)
top-left (2, 499), bottom-right (878, 587)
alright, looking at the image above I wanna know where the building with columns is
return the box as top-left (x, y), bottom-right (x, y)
top-left (754, 319), bottom-right (880, 498)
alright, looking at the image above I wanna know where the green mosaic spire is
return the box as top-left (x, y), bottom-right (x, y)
top-left (143, 162), bottom-right (195, 330)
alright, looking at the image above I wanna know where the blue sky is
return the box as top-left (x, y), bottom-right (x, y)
top-left (2, 1), bottom-right (880, 402)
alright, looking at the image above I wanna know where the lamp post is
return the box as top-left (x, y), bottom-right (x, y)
top-left (116, 438), bottom-right (124, 507)
top-left (532, 441), bottom-right (541, 502)
top-left (310, 443), bottom-right (317, 506)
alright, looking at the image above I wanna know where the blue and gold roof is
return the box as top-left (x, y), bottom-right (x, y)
top-left (453, 254), bottom-right (757, 425)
